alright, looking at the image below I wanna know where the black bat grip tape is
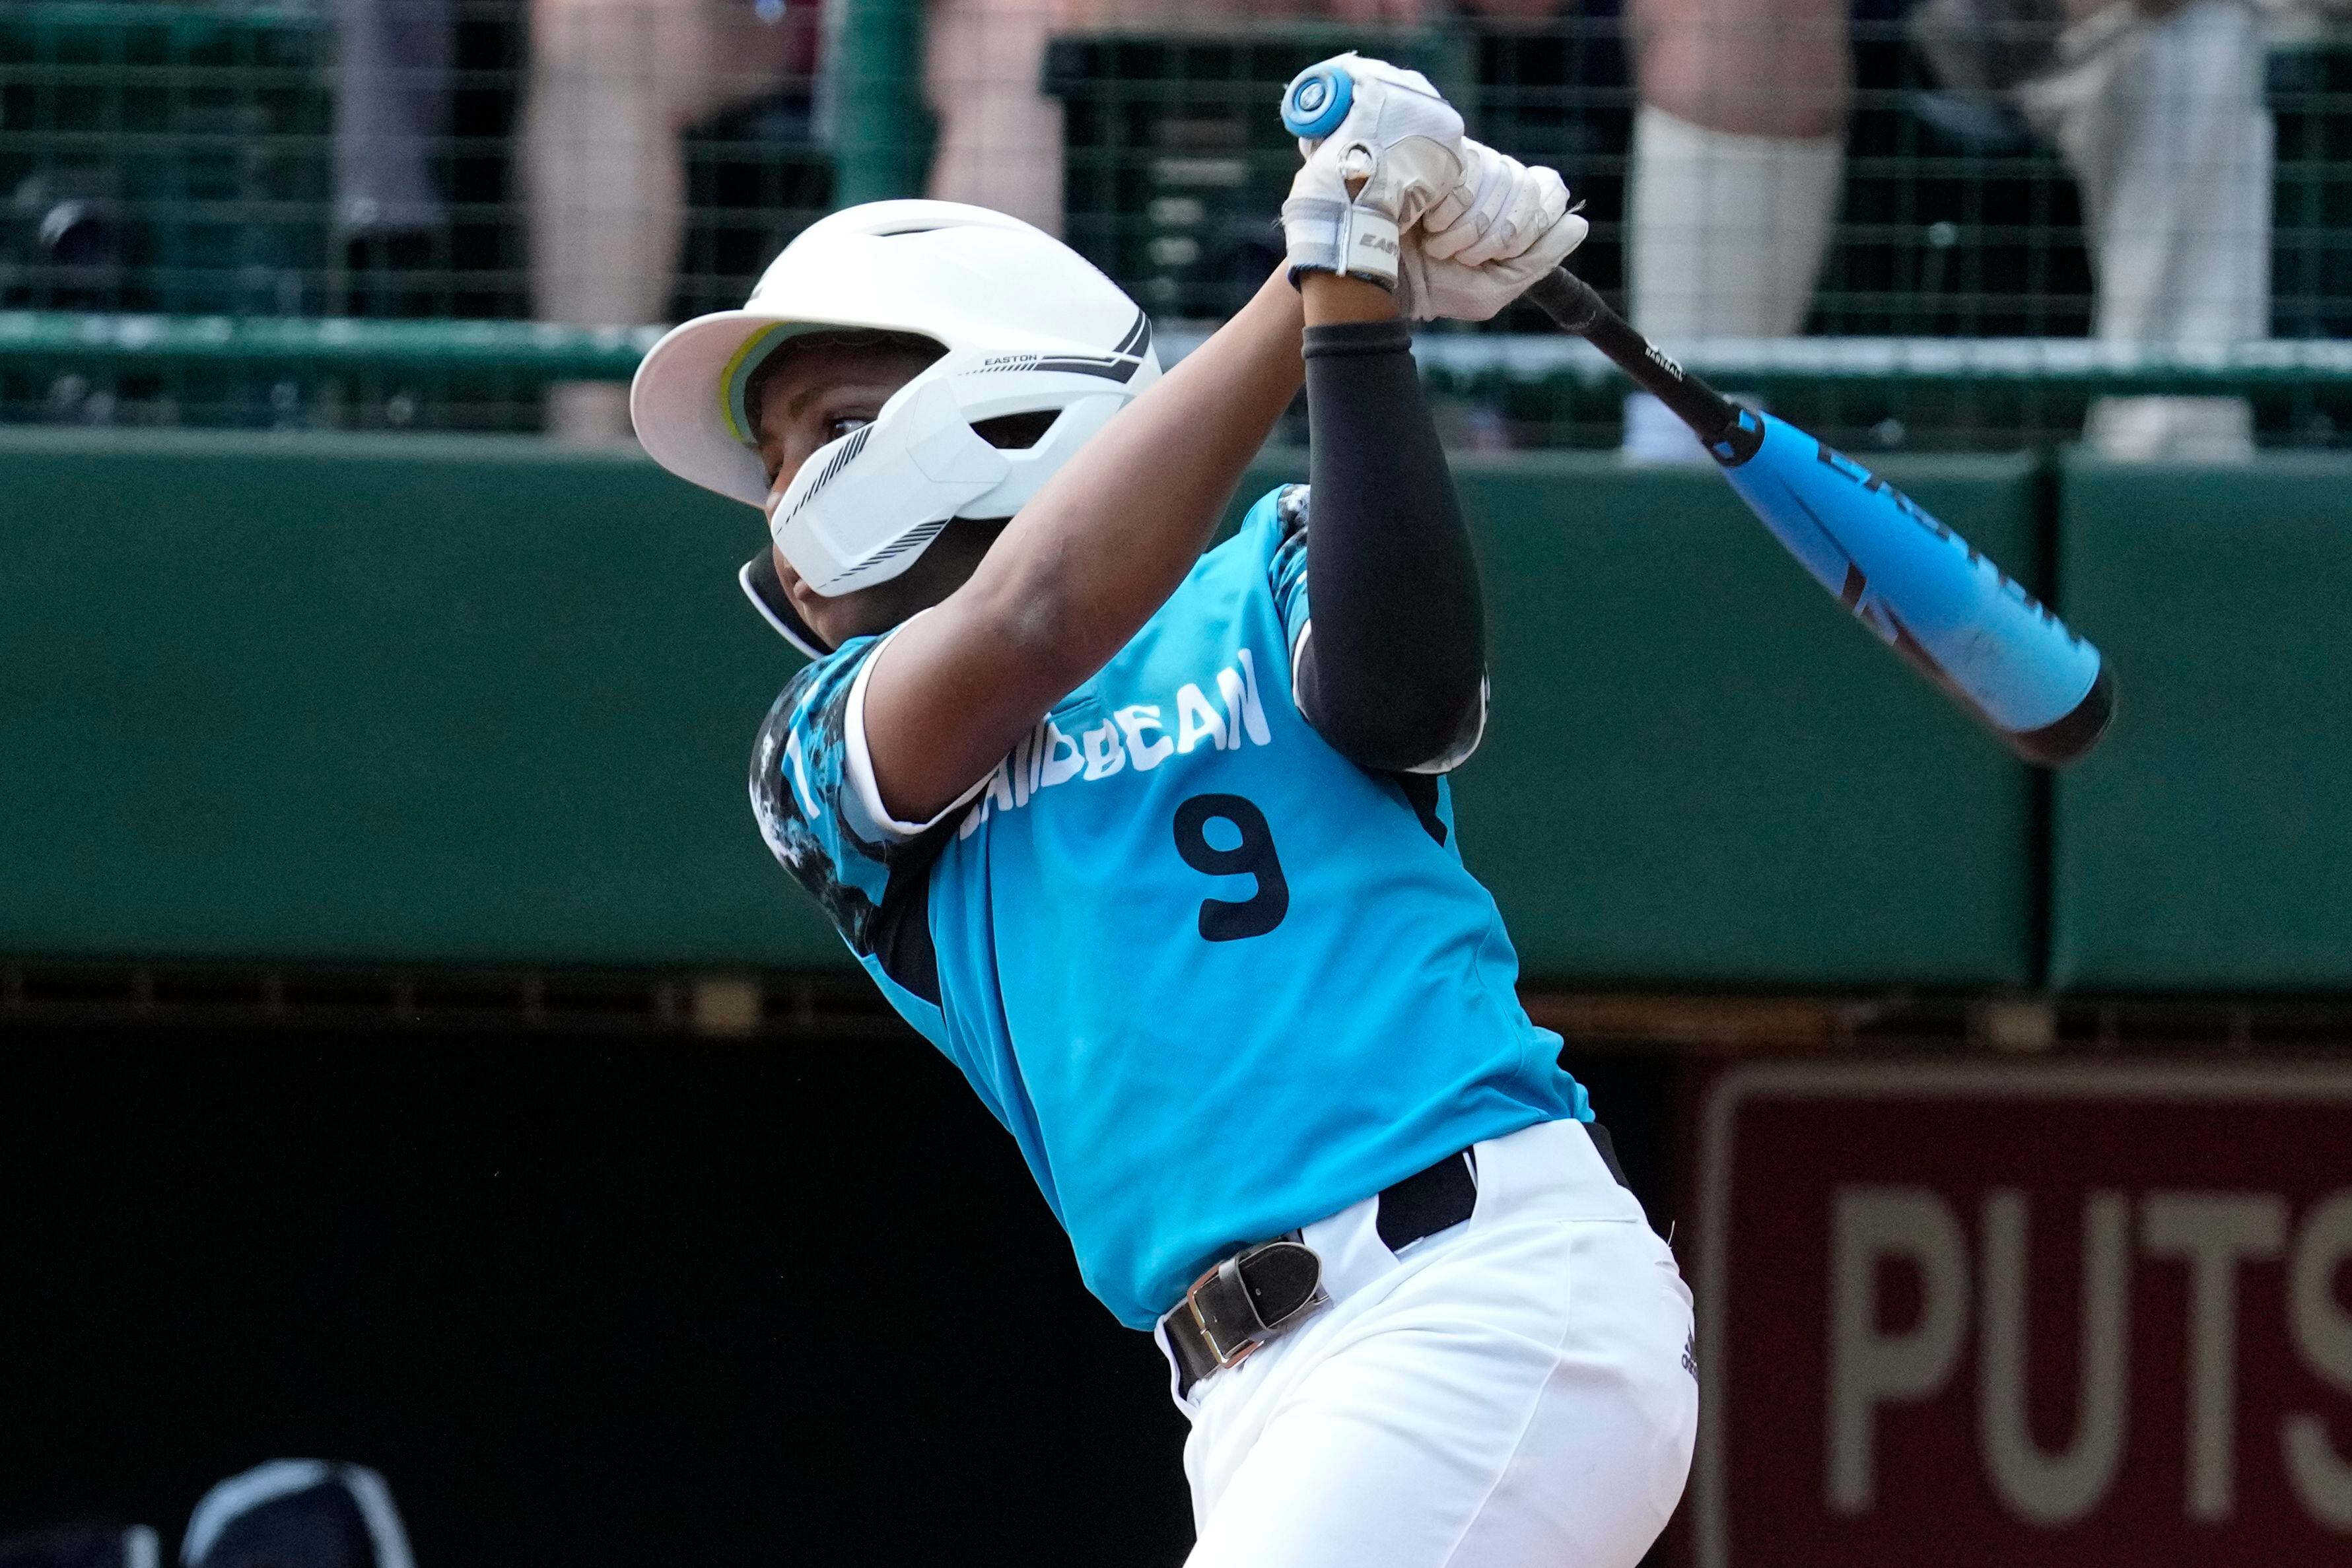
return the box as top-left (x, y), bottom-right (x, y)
top-left (1521, 269), bottom-right (1758, 463)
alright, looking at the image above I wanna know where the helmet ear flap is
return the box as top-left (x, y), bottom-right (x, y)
top-left (771, 371), bottom-right (1011, 596)
top-left (971, 410), bottom-right (1061, 450)
top-left (899, 375), bottom-right (1016, 486)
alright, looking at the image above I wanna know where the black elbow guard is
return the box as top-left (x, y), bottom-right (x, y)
top-left (1298, 318), bottom-right (1488, 772)
top-left (1295, 633), bottom-right (1488, 774)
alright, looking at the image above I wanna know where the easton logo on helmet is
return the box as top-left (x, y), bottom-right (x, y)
top-left (980, 312), bottom-right (1154, 384)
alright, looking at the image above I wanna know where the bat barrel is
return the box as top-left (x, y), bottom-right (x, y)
top-left (1721, 411), bottom-right (2116, 767)
top-left (2011, 663), bottom-right (2116, 768)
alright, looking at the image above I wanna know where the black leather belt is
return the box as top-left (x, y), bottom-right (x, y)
top-left (1162, 1124), bottom-right (1632, 1397)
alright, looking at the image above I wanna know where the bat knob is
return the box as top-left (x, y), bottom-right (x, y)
top-left (1280, 65), bottom-right (1352, 141)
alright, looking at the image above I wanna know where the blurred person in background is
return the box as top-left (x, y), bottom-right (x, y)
top-left (521, 0), bottom-right (1079, 442)
top-left (526, 0), bottom-right (1552, 442)
top-left (1619, 0), bottom-right (2348, 461)
top-left (333, 0), bottom-right (453, 313)
top-left (522, 0), bottom-right (812, 440)
top-left (926, 1), bottom-right (1539, 244)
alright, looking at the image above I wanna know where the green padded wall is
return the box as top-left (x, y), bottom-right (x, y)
top-left (0, 430), bottom-right (840, 966)
top-left (2048, 454), bottom-right (2352, 990)
top-left (1441, 452), bottom-right (2041, 986)
top-left (3, 433), bottom-right (2040, 982)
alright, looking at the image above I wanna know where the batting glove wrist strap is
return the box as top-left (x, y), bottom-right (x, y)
top-left (1281, 195), bottom-right (1401, 290)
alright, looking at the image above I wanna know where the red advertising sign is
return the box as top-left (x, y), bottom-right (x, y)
top-left (1694, 1062), bottom-right (2352, 1568)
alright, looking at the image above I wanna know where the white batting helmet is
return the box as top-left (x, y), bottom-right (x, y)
top-left (631, 201), bottom-right (1159, 642)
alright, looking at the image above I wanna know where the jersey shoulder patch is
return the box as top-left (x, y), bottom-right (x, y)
top-left (1264, 484), bottom-right (1311, 653)
top-left (750, 645), bottom-right (951, 999)
top-left (1274, 482), bottom-right (1311, 535)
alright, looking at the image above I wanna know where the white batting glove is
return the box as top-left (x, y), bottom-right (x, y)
top-left (1422, 139), bottom-right (1572, 267)
top-left (1280, 53), bottom-right (1469, 291)
top-left (1395, 141), bottom-right (1591, 322)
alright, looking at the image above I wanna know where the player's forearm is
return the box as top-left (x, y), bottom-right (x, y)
top-left (957, 263), bottom-right (1307, 687)
top-left (857, 266), bottom-right (1305, 821)
top-left (1296, 300), bottom-right (1486, 771)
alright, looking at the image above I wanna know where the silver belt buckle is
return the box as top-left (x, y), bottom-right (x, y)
top-left (1183, 1239), bottom-right (1330, 1373)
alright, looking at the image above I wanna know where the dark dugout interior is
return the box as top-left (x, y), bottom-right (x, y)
top-left (0, 1009), bottom-right (1678, 1567)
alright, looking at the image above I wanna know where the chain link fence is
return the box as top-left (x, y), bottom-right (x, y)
top-left (1, 1), bottom-right (2346, 447)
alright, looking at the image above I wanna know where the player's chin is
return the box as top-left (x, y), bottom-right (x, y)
top-left (774, 549), bottom-right (823, 619)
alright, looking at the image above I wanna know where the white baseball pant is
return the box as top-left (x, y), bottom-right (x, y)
top-left (1165, 1118), bottom-right (1699, 1568)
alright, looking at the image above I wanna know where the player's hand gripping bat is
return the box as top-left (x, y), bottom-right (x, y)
top-left (1517, 269), bottom-right (2114, 767)
top-left (1278, 61), bottom-right (2115, 767)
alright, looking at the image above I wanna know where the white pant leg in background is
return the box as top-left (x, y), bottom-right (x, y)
top-left (2033, 0), bottom-right (2274, 458)
top-left (1620, 106), bottom-right (1845, 462)
top-left (1174, 1120), bottom-right (1699, 1568)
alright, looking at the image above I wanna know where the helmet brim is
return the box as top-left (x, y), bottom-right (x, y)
top-left (631, 302), bottom-right (965, 511)
top-left (631, 310), bottom-right (793, 510)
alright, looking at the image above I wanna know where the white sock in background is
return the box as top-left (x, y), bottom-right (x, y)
top-left (547, 382), bottom-right (638, 446)
top-left (2030, 0), bottom-right (2270, 460)
top-left (1627, 104), bottom-right (1846, 343)
top-left (1622, 105), bottom-right (1844, 462)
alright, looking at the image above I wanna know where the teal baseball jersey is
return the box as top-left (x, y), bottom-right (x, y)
top-left (751, 486), bottom-right (1589, 1328)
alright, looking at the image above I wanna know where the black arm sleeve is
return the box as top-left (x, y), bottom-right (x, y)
top-left (1295, 316), bottom-right (1486, 772)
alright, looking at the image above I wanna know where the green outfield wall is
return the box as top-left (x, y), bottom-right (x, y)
top-left (4, 430), bottom-right (2347, 987)
top-left (2049, 455), bottom-right (2352, 990)
top-left (1455, 452), bottom-right (2042, 986)
top-left (0, 431), bottom-right (835, 969)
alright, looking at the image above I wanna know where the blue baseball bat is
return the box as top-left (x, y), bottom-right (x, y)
top-left (1521, 269), bottom-right (2114, 767)
top-left (1275, 64), bottom-right (2110, 764)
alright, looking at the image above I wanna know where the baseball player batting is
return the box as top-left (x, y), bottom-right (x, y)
top-left (633, 53), bottom-right (1694, 1568)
